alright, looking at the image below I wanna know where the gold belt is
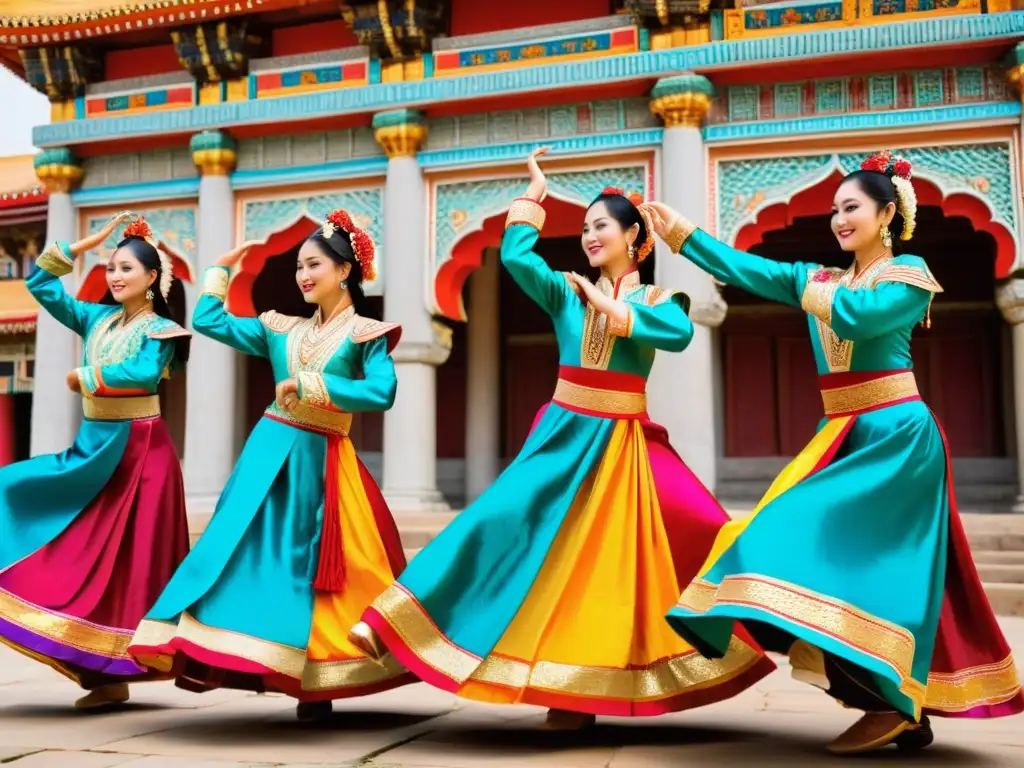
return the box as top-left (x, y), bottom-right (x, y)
top-left (266, 401), bottom-right (353, 436)
top-left (552, 378), bottom-right (647, 417)
top-left (82, 395), bottom-right (160, 421)
top-left (821, 372), bottom-right (920, 417)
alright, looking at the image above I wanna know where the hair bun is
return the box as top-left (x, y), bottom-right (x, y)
top-left (860, 150), bottom-right (892, 174)
top-left (602, 186), bottom-right (624, 196)
top-left (320, 208), bottom-right (377, 282)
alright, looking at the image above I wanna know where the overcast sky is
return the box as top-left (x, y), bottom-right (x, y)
top-left (0, 65), bottom-right (50, 158)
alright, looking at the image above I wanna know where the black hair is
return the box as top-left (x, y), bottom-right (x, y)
top-left (101, 236), bottom-right (190, 368)
top-left (587, 192), bottom-right (657, 286)
top-left (840, 169), bottom-right (906, 251)
top-left (307, 229), bottom-right (380, 320)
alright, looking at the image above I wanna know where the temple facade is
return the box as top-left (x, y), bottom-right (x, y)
top-left (3, 1), bottom-right (1024, 518)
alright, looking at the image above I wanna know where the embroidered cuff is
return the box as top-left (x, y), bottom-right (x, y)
top-left (201, 266), bottom-right (230, 301)
top-left (665, 216), bottom-right (697, 254)
top-left (607, 305), bottom-right (633, 338)
top-left (37, 242), bottom-right (75, 277)
top-left (297, 372), bottom-right (334, 410)
top-left (77, 366), bottom-right (100, 396)
top-left (505, 198), bottom-right (546, 231)
top-left (800, 271), bottom-right (839, 325)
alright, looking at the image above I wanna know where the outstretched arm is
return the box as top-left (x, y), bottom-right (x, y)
top-left (296, 337), bottom-right (397, 413)
top-left (192, 266), bottom-right (270, 357)
top-left (644, 203), bottom-right (804, 308)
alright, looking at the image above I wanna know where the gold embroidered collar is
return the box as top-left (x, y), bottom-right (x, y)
top-left (596, 268), bottom-right (641, 299)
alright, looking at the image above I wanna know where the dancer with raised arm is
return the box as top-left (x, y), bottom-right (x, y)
top-left (648, 151), bottom-right (1023, 754)
top-left (0, 213), bottom-right (191, 709)
top-left (128, 210), bottom-right (413, 722)
top-left (350, 148), bottom-right (774, 728)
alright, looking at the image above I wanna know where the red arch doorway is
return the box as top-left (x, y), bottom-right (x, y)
top-left (721, 171), bottom-right (1010, 464)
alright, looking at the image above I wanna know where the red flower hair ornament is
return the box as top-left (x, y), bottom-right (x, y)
top-left (322, 208), bottom-right (377, 282)
top-left (122, 215), bottom-right (173, 300)
top-left (859, 151), bottom-right (917, 241)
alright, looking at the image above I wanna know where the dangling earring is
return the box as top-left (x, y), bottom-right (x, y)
top-left (145, 288), bottom-right (154, 301)
top-left (627, 243), bottom-right (636, 261)
top-left (879, 224), bottom-right (893, 249)
top-left (339, 279), bottom-right (348, 291)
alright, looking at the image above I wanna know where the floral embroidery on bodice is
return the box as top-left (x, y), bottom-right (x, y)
top-left (84, 309), bottom-right (157, 367)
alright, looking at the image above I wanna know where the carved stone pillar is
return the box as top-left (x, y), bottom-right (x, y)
top-left (30, 148), bottom-right (83, 457)
top-left (997, 279), bottom-right (1024, 512)
top-left (374, 109), bottom-right (452, 512)
top-left (647, 73), bottom-right (726, 491)
top-left (183, 130), bottom-right (241, 516)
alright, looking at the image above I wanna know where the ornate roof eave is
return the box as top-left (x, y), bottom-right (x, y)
top-left (0, 0), bottom-right (300, 45)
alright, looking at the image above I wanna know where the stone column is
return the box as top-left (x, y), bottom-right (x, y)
top-left (464, 247), bottom-right (501, 503)
top-left (647, 74), bottom-right (726, 492)
top-left (30, 148), bottom-right (83, 457)
top-left (374, 109), bottom-right (452, 512)
top-left (183, 130), bottom-right (240, 515)
top-left (997, 279), bottom-right (1024, 512)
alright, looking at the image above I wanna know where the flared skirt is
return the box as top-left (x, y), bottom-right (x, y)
top-left (363, 403), bottom-right (775, 716)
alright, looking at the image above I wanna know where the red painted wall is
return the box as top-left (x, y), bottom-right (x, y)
top-left (272, 19), bottom-right (358, 57)
top-left (450, 0), bottom-right (612, 36)
top-left (105, 45), bottom-right (182, 81)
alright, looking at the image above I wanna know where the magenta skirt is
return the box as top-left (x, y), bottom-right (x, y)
top-left (0, 416), bottom-right (189, 687)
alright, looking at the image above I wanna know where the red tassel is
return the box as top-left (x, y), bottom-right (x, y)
top-left (314, 436), bottom-right (346, 592)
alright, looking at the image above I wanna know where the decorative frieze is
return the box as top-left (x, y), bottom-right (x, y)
top-left (84, 72), bottom-right (194, 118)
top-left (235, 130), bottom-right (384, 172)
top-left (80, 149), bottom-right (197, 189)
top-left (425, 98), bottom-right (658, 151)
top-left (709, 64), bottom-right (1012, 125)
top-left (431, 16), bottom-right (643, 78)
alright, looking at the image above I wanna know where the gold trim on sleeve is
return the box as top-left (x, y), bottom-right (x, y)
top-left (37, 242), bottom-right (74, 277)
top-left (297, 372), bottom-right (332, 409)
top-left (505, 198), bottom-right (546, 231)
top-left (200, 267), bottom-right (230, 301)
top-left (607, 305), bottom-right (633, 338)
top-left (665, 216), bottom-right (697, 254)
top-left (872, 264), bottom-right (945, 294)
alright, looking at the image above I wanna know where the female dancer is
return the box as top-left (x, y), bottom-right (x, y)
top-left (653, 151), bottom-right (1023, 754)
top-left (350, 148), bottom-right (774, 728)
top-left (0, 213), bottom-right (191, 709)
top-left (128, 210), bottom-right (413, 721)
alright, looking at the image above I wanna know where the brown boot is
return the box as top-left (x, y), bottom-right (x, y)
top-left (74, 683), bottom-right (130, 710)
top-left (826, 712), bottom-right (911, 755)
top-left (543, 709), bottom-right (596, 731)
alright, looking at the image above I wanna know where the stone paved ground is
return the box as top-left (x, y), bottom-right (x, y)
top-left (1, 619), bottom-right (1023, 767)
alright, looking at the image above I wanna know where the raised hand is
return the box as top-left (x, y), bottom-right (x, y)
top-left (215, 240), bottom-right (263, 269)
top-left (639, 202), bottom-right (680, 240)
top-left (525, 147), bottom-right (550, 202)
top-left (68, 211), bottom-right (135, 258)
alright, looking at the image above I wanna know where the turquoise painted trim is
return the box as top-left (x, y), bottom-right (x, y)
top-left (370, 58), bottom-right (382, 84)
top-left (220, 80), bottom-right (227, 102)
top-left (423, 54), bottom-right (434, 79)
top-left (74, 97), bottom-right (85, 120)
top-left (32, 14), bottom-right (1024, 147)
top-left (639, 28), bottom-right (650, 52)
top-left (231, 156), bottom-right (389, 189)
top-left (703, 100), bottom-right (1022, 142)
top-left (248, 74), bottom-right (257, 101)
top-left (711, 11), bottom-right (725, 42)
top-left (71, 178), bottom-right (200, 206)
top-left (417, 129), bottom-right (664, 169)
